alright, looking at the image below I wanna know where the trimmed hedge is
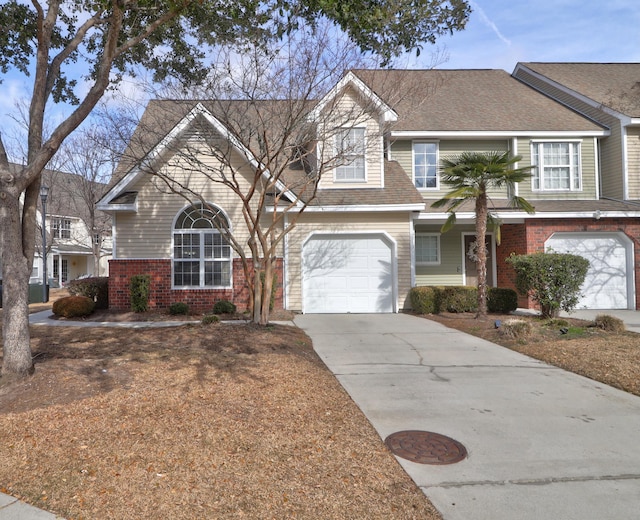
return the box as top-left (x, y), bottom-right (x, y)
top-left (52, 295), bottom-right (96, 318)
top-left (213, 300), bottom-right (236, 314)
top-left (67, 277), bottom-right (109, 309)
top-left (169, 302), bottom-right (190, 315)
top-left (409, 286), bottom-right (519, 314)
top-left (130, 274), bottom-right (151, 312)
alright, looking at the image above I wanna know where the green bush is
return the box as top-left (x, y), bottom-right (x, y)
top-left (594, 314), bottom-right (625, 333)
top-left (169, 302), bottom-right (190, 315)
top-left (52, 295), bottom-right (96, 318)
top-left (487, 287), bottom-right (518, 313)
top-left (201, 314), bottom-right (220, 325)
top-left (213, 299), bottom-right (236, 314)
top-left (506, 252), bottom-right (590, 318)
top-left (440, 286), bottom-right (477, 312)
top-left (67, 277), bottom-right (109, 309)
top-left (409, 286), bottom-right (440, 314)
top-left (130, 274), bottom-right (151, 313)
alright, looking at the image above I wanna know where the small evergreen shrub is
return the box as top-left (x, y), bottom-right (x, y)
top-left (499, 319), bottom-right (533, 339)
top-left (507, 252), bottom-right (590, 318)
top-left (487, 287), bottom-right (518, 313)
top-left (68, 277), bottom-right (109, 309)
top-left (202, 314), bottom-right (220, 325)
top-left (440, 286), bottom-right (477, 313)
top-left (130, 274), bottom-right (151, 313)
top-left (169, 302), bottom-right (190, 315)
top-left (52, 295), bottom-right (96, 318)
top-left (594, 314), bottom-right (625, 333)
top-left (409, 286), bottom-right (440, 314)
top-left (213, 300), bottom-right (236, 314)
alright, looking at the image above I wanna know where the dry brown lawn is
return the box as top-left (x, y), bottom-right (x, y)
top-left (0, 301), bottom-right (440, 519)
top-left (424, 312), bottom-right (640, 397)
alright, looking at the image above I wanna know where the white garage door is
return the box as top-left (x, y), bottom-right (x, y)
top-left (545, 232), bottom-right (633, 309)
top-left (303, 234), bottom-right (394, 313)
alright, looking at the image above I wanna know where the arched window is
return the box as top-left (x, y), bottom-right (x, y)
top-left (173, 202), bottom-right (231, 288)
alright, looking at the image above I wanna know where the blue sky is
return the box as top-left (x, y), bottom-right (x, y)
top-left (412, 0), bottom-right (640, 71)
top-left (2, 0), bottom-right (640, 153)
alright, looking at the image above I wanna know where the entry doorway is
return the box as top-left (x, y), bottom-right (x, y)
top-left (463, 234), bottom-right (495, 287)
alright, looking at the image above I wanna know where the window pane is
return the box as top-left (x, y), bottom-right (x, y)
top-left (413, 142), bottom-right (438, 189)
top-left (174, 261), bottom-right (200, 286)
top-left (336, 128), bottom-right (365, 181)
top-left (416, 235), bottom-right (439, 264)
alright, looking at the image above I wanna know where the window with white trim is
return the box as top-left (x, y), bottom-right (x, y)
top-left (52, 218), bottom-right (71, 239)
top-left (173, 203), bottom-right (232, 288)
top-left (335, 127), bottom-right (365, 181)
top-left (415, 233), bottom-right (440, 265)
top-left (531, 141), bottom-right (581, 191)
top-left (413, 142), bottom-right (438, 189)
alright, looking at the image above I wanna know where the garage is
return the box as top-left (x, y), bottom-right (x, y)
top-left (302, 233), bottom-right (395, 313)
top-left (545, 232), bottom-right (634, 309)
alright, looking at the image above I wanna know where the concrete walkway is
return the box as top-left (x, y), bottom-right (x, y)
top-left (294, 313), bottom-right (640, 520)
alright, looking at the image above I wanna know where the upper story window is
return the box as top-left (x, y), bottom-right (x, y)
top-left (531, 141), bottom-right (581, 191)
top-left (173, 202), bottom-right (232, 288)
top-left (52, 218), bottom-right (71, 239)
top-left (413, 142), bottom-right (438, 189)
top-left (335, 127), bottom-right (365, 181)
top-left (415, 233), bottom-right (440, 265)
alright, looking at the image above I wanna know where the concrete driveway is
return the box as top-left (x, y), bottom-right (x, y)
top-left (294, 313), bottom-right (640, 520)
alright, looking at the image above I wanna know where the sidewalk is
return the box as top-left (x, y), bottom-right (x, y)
top-left (0, 494), bottom-right (62, 519)
top-left (295, 313), bottom-right (640, 520)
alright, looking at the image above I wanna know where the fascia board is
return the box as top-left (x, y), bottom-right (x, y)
top-left (415, 209), bottom-right (640, 221)
top-left (309, 71), bottom-right (398, 122)
top-left (391, 130), bottom-right (609, 138)
top-left (274, 203), bottom-right (425, 213)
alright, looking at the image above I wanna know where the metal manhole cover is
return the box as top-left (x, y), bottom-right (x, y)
top-left (384, 430), bottom-right (467, 465)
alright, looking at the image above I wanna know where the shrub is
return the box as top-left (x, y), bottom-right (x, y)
top-left (487, 287), bottom-right (518, 313)
top-left (594, 314), bottom-right (625, 333)
top-left (506, 252), bottom-right (590, 318)
top-left (169, 302), bottom-right (190, 315)
top-left (68, 277), bottom-right (109, 309)
top-left (201, 314), bottom-right (220, 325)
top-left (499, 319), bottom-right (533, 339)
top-left (409, 286), bottom-right (440, 314)
top-left (52, 295), bottom-right (96, 318)
top-left (439, 286), bottom-right (477, 313)
top-left (130, 274), bottom-right (151, 313)
top-left (213, 300), bottom-right (236, 314)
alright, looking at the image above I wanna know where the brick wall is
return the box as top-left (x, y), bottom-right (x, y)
top-left (108, 258), bottom-right (284, 313)
top-left (497, 218), bottom-right (640, 309)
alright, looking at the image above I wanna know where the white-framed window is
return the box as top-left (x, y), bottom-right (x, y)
top-left (173, 202), bottom-right (232, 288)
top-left (52, 218), bottom-right (71, 239)
top-left (335, 127), bottom-right (366, 181)
top-left (415, 233), bottom-right (440, 265)
top-left (531, 141), bottom-right (581, 191)
top-left (413, 141), bottom-right (438, 189)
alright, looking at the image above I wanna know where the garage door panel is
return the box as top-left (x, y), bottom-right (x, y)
top-left (546, 233), bottom-right (631, 310)
top-left (303, 234), bottom-right (394, 313)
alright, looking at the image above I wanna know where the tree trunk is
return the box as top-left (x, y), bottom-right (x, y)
top-left (260, 259), bottom-right (274, 325)
top-left (1, 195), bottom-right (34, 380)
top-left (475, 192), bottom-right (489, 318)
top-left (252, 260), bottom-right (263, 325)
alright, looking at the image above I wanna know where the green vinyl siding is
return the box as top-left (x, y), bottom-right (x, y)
top-left (391, 139), bottom-right (511, 199)
top-left (414, 225), bottom-right (470, 286)
top-left (516, 137), bottom-right (597, 200)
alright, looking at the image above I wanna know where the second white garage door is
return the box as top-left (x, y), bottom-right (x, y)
top-left (545, 232), bottom-right (633, 309)
top-left (302, 233), bottom-right (395, 313)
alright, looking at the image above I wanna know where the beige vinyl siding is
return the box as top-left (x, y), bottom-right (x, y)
top-left (626, 127), bottom-right (640, 198)
top-left (414, 226), bottom-right (465, 286)
top-left (286, 212), bottom-right (412, 311)
top-left (390, 139), bottom-right (511, 199)
top-left (514, 68), bottom-right (625, 199)
top-left (516, 137), bottom-right (597, 200)
top-left (317, 87), bottom-right (384, 190)
top-left (115, 140), bottom-right (260, 259)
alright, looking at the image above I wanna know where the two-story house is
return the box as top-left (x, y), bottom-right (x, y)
top-left (98, 64), bottom-right (640, 313)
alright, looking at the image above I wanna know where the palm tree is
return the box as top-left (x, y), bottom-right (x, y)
top-left (432, 151), bottom-right (535, 317)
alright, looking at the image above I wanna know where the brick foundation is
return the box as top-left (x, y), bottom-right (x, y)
top-left (498, 218), bottom-right (640, 310)
top-left (108, 258), bottom-right (283, 313)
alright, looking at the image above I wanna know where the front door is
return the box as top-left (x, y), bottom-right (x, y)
top-left (464, 235), bottom-right (494, 287)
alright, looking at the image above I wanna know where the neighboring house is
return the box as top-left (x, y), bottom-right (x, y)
top-left (1, 165), bottom-right (113, 288)
top-left (98, 64), bottom-right (640, 313)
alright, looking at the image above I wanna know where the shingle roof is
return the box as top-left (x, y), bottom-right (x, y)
top-left (353, 69), bottom-right (605, 132)
top-left (519, 63), bottom-right (640, 118)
